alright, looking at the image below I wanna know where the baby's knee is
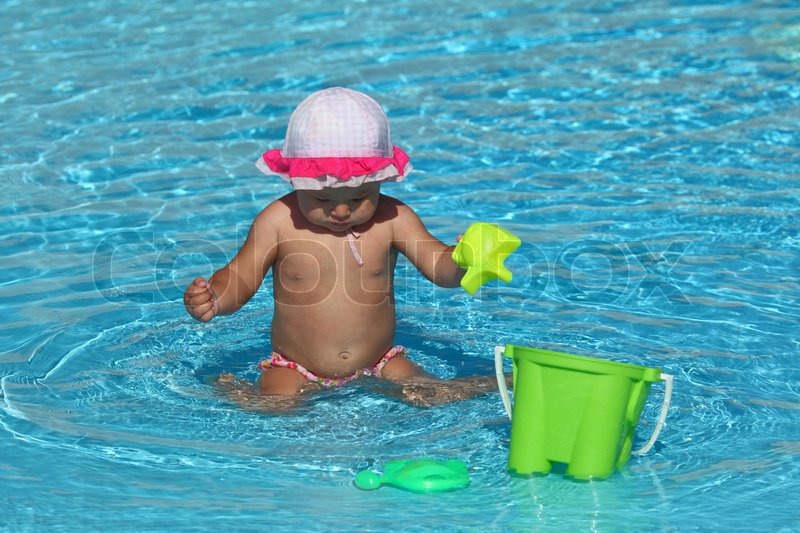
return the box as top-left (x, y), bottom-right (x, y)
top-left (379, 355), bottom-right (431, 380)
top-left (257, 367), bottom-right (308, 395)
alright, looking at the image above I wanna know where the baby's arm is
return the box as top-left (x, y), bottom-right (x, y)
top-left (391, 201), bottom-right (465, 288)
top-left (184, 206), bottom-right (280, 321)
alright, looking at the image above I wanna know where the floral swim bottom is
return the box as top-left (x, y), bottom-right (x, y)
top-left (257, 345), bottom-right (406, 388)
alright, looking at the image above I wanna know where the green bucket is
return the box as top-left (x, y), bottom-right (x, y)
top-left (495, 345), bottom-right (673, 480)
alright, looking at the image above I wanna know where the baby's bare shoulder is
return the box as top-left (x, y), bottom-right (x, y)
top-left (252, 193), bottom-right (295, 226)
top-left (377, 194), bottom-right (416, 220)
top-left (378, 194), bottom-right (425, 226)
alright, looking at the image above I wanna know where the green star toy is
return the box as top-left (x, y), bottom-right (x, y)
top-left (451, 222), bottom-right (521, 294)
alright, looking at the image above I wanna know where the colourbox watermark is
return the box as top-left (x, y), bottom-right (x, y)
top-left (92, 229), bottom-right (692, 308)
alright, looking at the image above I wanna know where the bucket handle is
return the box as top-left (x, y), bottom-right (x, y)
top-left (494, 346), bottom-right (673, 456)
top-left (495, 346), bottom-right (513, 420)
top-left (631, 372), bottom-right (672, 455)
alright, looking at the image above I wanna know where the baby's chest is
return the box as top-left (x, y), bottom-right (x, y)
top-left (275, 237), bottom-right (394, 285)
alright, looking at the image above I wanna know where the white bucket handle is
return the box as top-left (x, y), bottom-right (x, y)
top-left (494, 345), bottom-right (673, 456)
top-left (631, 372), bottom-right (672, 455)
top-left (495, 345), bottom-right (513, 420)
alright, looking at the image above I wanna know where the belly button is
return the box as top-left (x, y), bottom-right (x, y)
top-left (339, 351), bottom-right (350, 360)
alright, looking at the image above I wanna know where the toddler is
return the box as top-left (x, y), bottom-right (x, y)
top-left (184, 88), bottom-right (500, 406)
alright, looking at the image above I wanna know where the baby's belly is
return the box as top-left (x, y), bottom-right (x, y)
top-left (270, 303), bottom-right (396, 378)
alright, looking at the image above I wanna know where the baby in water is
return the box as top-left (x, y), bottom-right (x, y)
top-left (184, 87), bottom-right (502, 408)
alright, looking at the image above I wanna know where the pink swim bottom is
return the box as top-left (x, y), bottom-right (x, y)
top-left (257, 345), bottom-right (406, 388)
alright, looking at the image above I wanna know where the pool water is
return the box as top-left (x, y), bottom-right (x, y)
top-left (2, 0), bottom-right (799, 530)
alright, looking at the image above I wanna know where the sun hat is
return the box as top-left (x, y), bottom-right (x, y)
top-left (255, 87), bottom-right (413, 190)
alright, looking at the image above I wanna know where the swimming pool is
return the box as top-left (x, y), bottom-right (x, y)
top-left (2, 0), bottom-right (799, 529)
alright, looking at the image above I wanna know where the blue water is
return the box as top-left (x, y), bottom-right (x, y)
top-left (2, 0), bottom-right (799, 530)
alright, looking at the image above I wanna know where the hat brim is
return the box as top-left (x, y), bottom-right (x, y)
top-left (255, 146), bottom-right (412, 190)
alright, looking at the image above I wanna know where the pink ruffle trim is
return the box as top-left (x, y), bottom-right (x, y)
top-left (256, 146), bottom-right (411, 189)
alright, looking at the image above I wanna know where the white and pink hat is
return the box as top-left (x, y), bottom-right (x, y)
top-left (255, 87), bottom-right (413, 190)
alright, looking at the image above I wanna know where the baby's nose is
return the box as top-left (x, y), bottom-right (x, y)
top-left (331, 203), bottom-right (350, 219)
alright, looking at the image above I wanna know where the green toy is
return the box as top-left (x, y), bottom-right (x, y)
top-left (495, 345), bottom-right (674, 480)
top-left (451, 222), bottom-right (521, 294)
top-left (354, 458), bottom-right (470, 493)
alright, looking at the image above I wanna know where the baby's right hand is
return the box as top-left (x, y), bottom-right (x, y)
top-left (184, 276), bottom-right (219, 322)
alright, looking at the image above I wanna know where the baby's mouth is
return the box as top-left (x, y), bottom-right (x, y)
top-left (329, 220), bottom-right (351, 231)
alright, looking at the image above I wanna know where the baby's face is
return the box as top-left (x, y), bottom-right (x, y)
top-left (296, 182), bottom-right (381, 232)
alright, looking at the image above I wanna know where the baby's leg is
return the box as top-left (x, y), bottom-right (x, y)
top-left (214, 369), bottom-right (311, 413)
top-left (379, 353), bottom-right (435, 380)
top-left (379, 354), bottom-right (505, 407)
top-left (258, 366), bottom-right (310, 395)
